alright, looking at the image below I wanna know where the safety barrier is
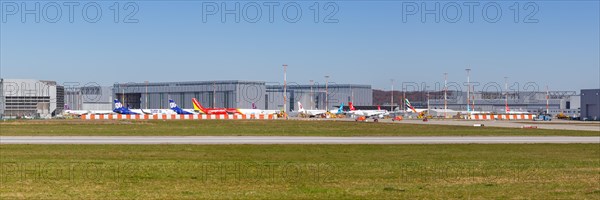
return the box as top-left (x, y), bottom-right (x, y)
top-left (470, 114), bottom-right (536, 120)
top-left (81, 114), bottom-right (277, 120)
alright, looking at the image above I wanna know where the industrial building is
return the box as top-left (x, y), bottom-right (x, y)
top-left (267, 84), bottom-right (372, 111)
top-left (1, 78), bottom-right (589, 120)
top-left (0, 79), bottom-right (63, 118)
top-left (403, 90), bottom-right (580, 117)
top-left (580, 89), bottom-right (599, 121)
top-left (64, 86), bottom-right (113, 111)
top-left (113, 80), bottom-right (372, 112)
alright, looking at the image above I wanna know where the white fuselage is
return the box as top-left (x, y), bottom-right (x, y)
top-left (299, 109), bottom-right (327, 116)
top-left (237, 109), bottom-right (279, 115)
top-left (348, 110), bottom-right (388, 117)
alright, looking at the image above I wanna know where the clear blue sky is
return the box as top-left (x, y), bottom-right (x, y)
top-left (1, 1), bottom-right (598, 92)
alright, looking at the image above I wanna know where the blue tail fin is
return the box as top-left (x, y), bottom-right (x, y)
top-left (113, 99), bottom-right (139, 115)
top-left (114, 99), bottom-right (123, 109)
top-left (169, 99), bottom-right (193, 114)
top-left (337, 102), bottom-right (344, 114)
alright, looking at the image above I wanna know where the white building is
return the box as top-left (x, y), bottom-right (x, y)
top-left (0, 79), bottom-right (63, 119)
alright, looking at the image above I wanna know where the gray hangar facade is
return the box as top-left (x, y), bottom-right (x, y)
top-left (113, 80), bottom-right (372, 112)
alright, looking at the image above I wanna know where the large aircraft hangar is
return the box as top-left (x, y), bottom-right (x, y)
top-left (112, 80), bottom-right (373, 111)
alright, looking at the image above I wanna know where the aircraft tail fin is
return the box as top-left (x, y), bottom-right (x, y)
top-left (349, 102), bottom-right (356, 111)
top-left (405, 98), bottom-right (417, 113)
top-left (169, 99), bottom-right (178, 109)
top-left (337, 102), bottom-right (344, 113)
top-left (298, 102), bottom-right (304, 111)
top-left (114, 99), bottom-right (123, 109)
top-left (192, 98), bottom-right (206, 114)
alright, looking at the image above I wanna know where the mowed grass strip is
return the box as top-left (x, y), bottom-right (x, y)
top-left (0, 144), bottom-right (598, 199)
top-left (0, 120), bottom-right (596, 136)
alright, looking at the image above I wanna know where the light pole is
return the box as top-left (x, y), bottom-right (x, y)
top-left (121, 83), bottom-right (125, 108)
top-left (546, 85), bottom-right (550, 115)
top-left (145, 81), bottom-right (149, 109)
top-left (283, 64), bottom-right (287, 113)
top-left (402, 86), bottom-right (406, 112)
top-left (444, 73), bottom-right (448, 118)
top-left (309, 80), bottom-right (314, 109)
top-left (213, 81), bottom-right (216, 108)
top-left (465, 68), bottom-right (471, 114)
top-left (390, 79), bottom-right (394, 112)
top-left (426, 86), bottom-right (431, 115)
top-left (324, 75), bottom-right (330, 110)
top-left (504, 77), bottom-right (509, 113)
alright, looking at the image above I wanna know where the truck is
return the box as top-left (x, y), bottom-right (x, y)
top-left (534, 114), bottom-right (552, 121)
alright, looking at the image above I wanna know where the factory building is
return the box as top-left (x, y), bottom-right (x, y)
top-left (113, 81), bottom-right (372, 111)
top-left (64, 86), bottom-right (114, 111)
top-left (0, 79), bottom-right (63, 119)
top-left (407, 90), bottom-right (580, 117)
top-left (580, 89), bottom-right (600, 121)
top-left (267, 84), bottom-right (372, 111)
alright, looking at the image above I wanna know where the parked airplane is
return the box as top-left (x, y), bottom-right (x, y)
top-left (236, 102), bottom-right (279, 115)
top-left (192, 98), bottom-right (238, 114)
top-left (113, 99), bottom-right (140, 115)
top-left (347, 102), bottom-right (388, 118)
top-left (169, 99), bottom-right (195, 114)
top-left (503, 105), bottom-right (530, 114)
top-left (331, 102), bottom-right (344, 115)
top-left (63, 101), bottom-right (125, 116)
top-left (297, 102), bottom-right (327, 117)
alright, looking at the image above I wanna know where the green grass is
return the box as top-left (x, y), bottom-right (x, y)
top-left (1, 120), bottom-right (597, 136)
top-left (1, 144), bottom-right (598, 199)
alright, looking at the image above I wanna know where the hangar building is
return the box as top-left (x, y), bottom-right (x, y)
top-left (113, 80), bottom-right (372, 111)
top-left (580, 89), bottom-right (600, 121)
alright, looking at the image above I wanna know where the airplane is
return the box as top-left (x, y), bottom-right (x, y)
top-left (236, 102), bottom-right (280, 115)
top-left (63, 102), bottom-right (124, 116)
top-left (330, 102), bottom-right (344, 115)
top-left (297, 102), bottom-right (327, 117)
top-left (503, 104), bottom-right (530, 114)
top-left (113, 99), bottom-right (140, 115)
top-left (169, 99), bottom-right (195, 114)
top-left (346, 102), bottom-right (389, 118)
top-left (63, 109), bottom-right (90, 115)
top-left (192, 98), bottom-right (238, 114)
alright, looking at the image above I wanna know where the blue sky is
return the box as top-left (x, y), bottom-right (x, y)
top-left (1, 1), bottom-right (598, 92)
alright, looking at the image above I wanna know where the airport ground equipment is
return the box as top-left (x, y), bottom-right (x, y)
top-left (534, 114), bottom-right (552, 121)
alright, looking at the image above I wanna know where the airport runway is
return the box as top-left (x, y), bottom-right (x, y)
top-left (292, 118), bottom-right (599, 131)
top-left (1, 136), bottom-right (598, 144)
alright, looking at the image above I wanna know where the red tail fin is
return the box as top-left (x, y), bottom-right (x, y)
top-left (349, 102), bottom-right (355, 111)
top-left (377, 105), bottom-right (381, 110)
top-left (192, 98), bottom-right (207, 113)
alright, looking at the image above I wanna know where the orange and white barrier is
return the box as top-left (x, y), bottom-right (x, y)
top-left (470, 114), bottom-right (536, 120)
top-left (81, 114), bottom-right (277, 120)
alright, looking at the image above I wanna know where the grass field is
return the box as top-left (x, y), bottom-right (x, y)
top-left (1, 120), bottom-right (597, 136)
top-left (1, 144), bottom-right (598, 199)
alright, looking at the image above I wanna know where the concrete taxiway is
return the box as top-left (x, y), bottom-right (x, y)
top-left (1, 136), bottom-right (598, 144)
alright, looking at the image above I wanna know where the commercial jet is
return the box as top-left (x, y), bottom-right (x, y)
top-left (297, 102), bottom-right (344, 117)
top-left (346, 102), bottom-right (389, 118)
top-left (63, 101), bottom-right (131, 115)
top-left (192, 98), bottom-right (238, 114)
top-left (236, 102), bottom-right (280, 115)
top-left (297, 102), bottom-right (327, 117)
top-left (113, 99), bottom-right (140, 115)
